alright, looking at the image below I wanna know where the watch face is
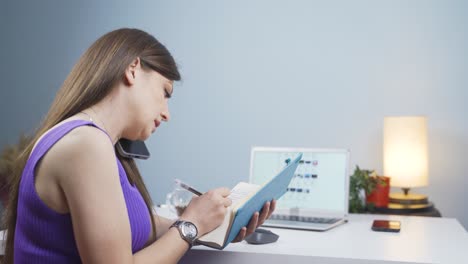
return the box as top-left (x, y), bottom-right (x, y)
top-left (182, 222), bottom-right (197, 239)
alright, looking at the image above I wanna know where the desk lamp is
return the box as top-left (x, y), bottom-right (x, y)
top-left (383, 116), bottom-right (432, 211)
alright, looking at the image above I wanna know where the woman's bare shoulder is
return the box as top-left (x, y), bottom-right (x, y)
top-left (44, 122), bottom-right (116, 181)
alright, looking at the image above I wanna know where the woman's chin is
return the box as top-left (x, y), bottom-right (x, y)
top-left (141, 129), bottom-right (153, 140)
top-left (128, 131), bottom-right (151, 142)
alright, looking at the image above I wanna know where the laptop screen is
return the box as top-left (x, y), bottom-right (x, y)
top-left (250, 147), bottom-right (349, 214)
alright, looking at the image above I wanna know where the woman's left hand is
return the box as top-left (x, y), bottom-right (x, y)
top-left (231, 200), bottom-right (276, 243)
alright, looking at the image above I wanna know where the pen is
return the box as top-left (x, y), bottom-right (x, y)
top-left (174, 179), bottom-right (203, 196)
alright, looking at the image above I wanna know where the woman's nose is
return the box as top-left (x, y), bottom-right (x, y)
top-left (161, 110), bottom-right (170, 122)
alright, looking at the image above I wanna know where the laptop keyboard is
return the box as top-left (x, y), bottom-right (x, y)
top-left (270, 214), bottom-right (341, 224)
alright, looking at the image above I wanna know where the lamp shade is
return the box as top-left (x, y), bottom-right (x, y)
top-left (383, 116), bottom-right (428, 188)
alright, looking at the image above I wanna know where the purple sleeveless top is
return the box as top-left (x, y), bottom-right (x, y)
top-left (14, 120), bottom-right (151, 263)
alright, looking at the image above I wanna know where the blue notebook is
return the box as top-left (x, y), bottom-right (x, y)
top-left (196, 153), bottom-right (303, 249)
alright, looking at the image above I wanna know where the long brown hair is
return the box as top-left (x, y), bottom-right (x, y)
top-left (2, 28), bottom-right (180, 263)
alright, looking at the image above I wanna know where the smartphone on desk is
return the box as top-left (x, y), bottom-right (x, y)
top-left (371, 220), bottom-right (401, 233)
top-left (116, 139), bottom-right (150, 160)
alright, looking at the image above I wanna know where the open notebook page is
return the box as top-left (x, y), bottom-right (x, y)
top-left (197, 182), bottom-right (260, 245)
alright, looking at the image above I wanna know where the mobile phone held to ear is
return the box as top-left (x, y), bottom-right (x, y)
top-left (371, 220), bottom-right (401, 233)
top-left (116, 139), bottom-right (150, 160)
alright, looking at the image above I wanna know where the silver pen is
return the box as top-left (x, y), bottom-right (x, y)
top-left (174, 179), bottom-right (203, 196)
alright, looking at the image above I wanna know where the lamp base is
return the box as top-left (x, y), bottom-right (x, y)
top-left (389, 193), bottom-right (428, 205)
top-left (387, 201), bottom-right (433, 210)
top-left (376, 201), bottom-right (435, 214)
top-left (376, 189), bottom-right (433, 214)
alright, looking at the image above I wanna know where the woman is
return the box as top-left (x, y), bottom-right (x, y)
top-left (3, 28), bottom-right (275, 263)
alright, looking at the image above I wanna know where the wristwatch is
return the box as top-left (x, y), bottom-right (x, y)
top-left (170, 220), bottom-right (198, 248)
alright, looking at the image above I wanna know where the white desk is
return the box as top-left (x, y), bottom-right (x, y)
top-left (2, 209), bottom-right (467, 264)
top-left (177, 213), bottom-right (468, 264)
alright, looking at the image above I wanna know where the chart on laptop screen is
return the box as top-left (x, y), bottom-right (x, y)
top-left (250, 149), bottom-right (348, 212)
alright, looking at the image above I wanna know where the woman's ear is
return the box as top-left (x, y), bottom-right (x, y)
top-left (124, 57), bottom-right (141, 86)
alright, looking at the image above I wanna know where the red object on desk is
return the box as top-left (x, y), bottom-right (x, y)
top-left (366, 176), bottom-right (390, 207)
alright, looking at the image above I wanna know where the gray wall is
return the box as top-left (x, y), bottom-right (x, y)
top-left (1, 0), bottom-right (467, 229)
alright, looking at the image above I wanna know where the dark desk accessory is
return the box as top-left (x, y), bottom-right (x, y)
top-left (245, 228), bottom-right (279, 245)
top-left (371, 220), bottom-right (401, 233)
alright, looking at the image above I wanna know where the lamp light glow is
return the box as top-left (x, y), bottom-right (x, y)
top-left (383, 116), bottom-right (428, 188)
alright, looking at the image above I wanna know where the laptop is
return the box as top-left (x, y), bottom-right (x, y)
top-left (249, 147), bottom-right (350, 231)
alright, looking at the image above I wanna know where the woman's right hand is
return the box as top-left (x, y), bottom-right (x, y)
top-left (179, 187), bottom-right (232, 236)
